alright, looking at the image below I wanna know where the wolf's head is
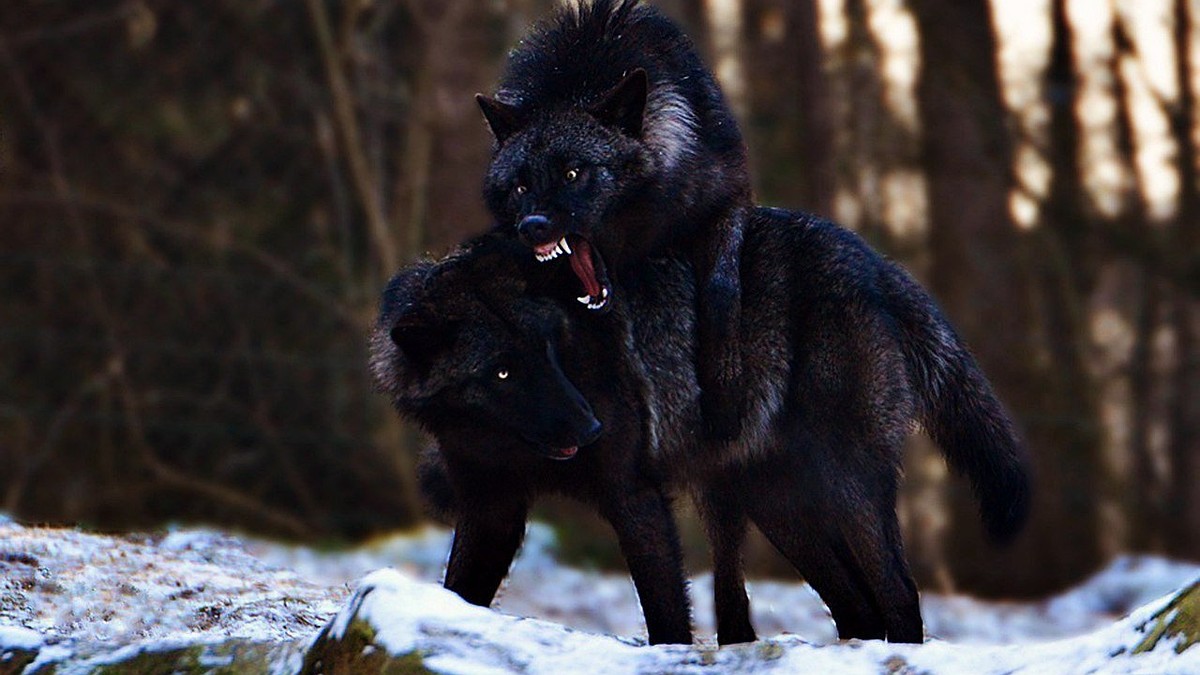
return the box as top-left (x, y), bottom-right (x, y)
top-left (478, 69), bottom-right (656, 313)
top-left (370, 239), bottom-right (602, 462)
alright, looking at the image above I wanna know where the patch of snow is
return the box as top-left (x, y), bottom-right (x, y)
top-left (1, 515), bottom-right (1197, 673)
top-left (0, 518), bottom-right (343, 647)
top-left (327, 568), bottom-right (1200, 674)
top-left (0, 624), bottom-right (42, 650)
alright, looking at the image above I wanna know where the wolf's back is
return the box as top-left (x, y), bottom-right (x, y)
top-left (884, 265), bottom-right (1032, 544)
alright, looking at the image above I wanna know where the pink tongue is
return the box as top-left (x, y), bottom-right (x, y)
top-left (558, 446), bottom-right (578, 458)
top-left (568, 241), bottom-right (602, 298)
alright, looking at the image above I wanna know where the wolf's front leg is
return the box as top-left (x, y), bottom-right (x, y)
top-left (444, 499), bottom-right (529, 607)
top-left (696, 205), bottom-right (747, 442)
top-left (602, 485), bottom-right (693, 645)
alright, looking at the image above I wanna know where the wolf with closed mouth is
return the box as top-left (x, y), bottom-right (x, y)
top-left (475, 0), bottom-right (752, 440)
top-left (370, 236), bottom-right (693, 645)
top-left (374, 207), bottom-right (1032, 646)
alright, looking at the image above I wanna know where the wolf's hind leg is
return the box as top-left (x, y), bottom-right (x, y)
top-left (443, 499), bottom-right (528, 607)
top-left (744, 483), bottom-right (885, 640)
top-left (696, 482), bottom-right (756, 645)
top-left (696, 205), bottom-right (747, 442)
top-left (812, 474), bottom-right (923, 643)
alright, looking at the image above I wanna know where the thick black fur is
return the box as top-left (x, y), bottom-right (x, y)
top-left (370, 236), bottom-right (692, 645)
top-left (477, 0), bottom-right (752, 442)
top-left (373, 208), bottom-right (1032, 646)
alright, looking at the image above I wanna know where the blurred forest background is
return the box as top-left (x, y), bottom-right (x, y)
top-left (2, 0), bottom-right (1199, 599)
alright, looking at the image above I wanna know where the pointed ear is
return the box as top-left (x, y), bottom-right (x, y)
top-left (590, 69), bottom-right (648, 137)
top-left (476, 94), bottom-right (524, 144)
top-left (389, 319), bottom-right (457, 372)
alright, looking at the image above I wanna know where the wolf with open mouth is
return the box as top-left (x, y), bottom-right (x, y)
top-left (375, 206), bottom-right (1032, 646)
top-left (477, 0), bottom-right (753, 440)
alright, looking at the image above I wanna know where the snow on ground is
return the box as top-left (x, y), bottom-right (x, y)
top-left (248, 523), bottom-right (1200, 646)
top-left (316, 567), bottom-right (1200, 675)
top-left (1, 516), bottom-right (1198, 673)
top-left (0, 521), bottom-right (344, 645)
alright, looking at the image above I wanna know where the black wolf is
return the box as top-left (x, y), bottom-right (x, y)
top-left (372, 208), bottom-right (1032, 646)
top-left (370, 236), bottom-right (693, 645)
top-left (476, 0), bottom-right (752, 441)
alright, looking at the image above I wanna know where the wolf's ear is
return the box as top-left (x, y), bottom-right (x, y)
top-left (389, 319), bottom-right (456, 372)
top-left (476, 94), bottom-right (524, 144)
top-left (590, 68), bottom-right (648, 137)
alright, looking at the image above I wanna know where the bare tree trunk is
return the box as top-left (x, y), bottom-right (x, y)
top-left (1111, 16), bottom-right (1165, 552)
top-left (912, 0), bottom-right (1103, 596)
top-left (1027, 0), bottom-right (1108, 563)
top-left (742, 0), bottom-right (834, 216)
top-left (1165, 0), bottom-right (1200, 559)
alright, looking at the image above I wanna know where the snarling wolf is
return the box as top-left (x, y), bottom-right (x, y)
top-left (371, 208), bottom-right (1031, 646)
top-left (476, 0), bottom-right (753, 441)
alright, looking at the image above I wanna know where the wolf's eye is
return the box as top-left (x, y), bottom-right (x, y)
top-left (565, 168), bottom-right (579, 182)
top-left (515, 185), bottom-right (527, 195)
top-left (496, 369), bottom-right (510, 380)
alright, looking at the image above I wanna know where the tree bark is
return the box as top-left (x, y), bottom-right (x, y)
top-left (742, 0), bottom-right (834, 216)
top-left (1165, 0), bottom-right (1200, 558)
top-left (911, 0), bottom-right (1103, 596)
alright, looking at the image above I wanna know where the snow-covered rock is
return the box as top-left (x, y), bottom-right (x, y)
top-left (1, 516), bottom-right (1198, 673)
top-left (303, 569), bottom-right (1200, 674)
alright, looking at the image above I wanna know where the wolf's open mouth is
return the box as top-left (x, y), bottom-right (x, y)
top-left (533, 235), bottom-right (611, 311)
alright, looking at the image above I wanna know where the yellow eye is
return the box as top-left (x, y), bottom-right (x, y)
top-left (565, 169), bottom-right (578, 182)
top-left (497, 369), bottom-right (509, 380)
top-left (515, 185), bottom-right (527, 195)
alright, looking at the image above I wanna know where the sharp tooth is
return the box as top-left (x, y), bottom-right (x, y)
top-left (602, 287), bottom-right (609, 298)
top-left (577, 295), bottom-right (591, 304)
top-left (560, 237), bottom-right (572, 255)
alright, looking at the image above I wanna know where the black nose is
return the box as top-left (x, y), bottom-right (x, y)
top-left (518, 214), bottom-right (554, 244)
top-left (579, 418), bottom-right (602, 446)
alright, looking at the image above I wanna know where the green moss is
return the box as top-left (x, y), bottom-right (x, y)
top-left (755, 641), bottom-right (785, 661)
top-left (1134, 580), bottom-right (1200, 655)
top-left (301, 617), bottom-right (432, 675)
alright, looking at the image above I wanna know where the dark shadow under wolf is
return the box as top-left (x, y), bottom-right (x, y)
top-left (476, 0), bottom-right (753, 442)
top-left (371, 207), bottom-right (1031, 646)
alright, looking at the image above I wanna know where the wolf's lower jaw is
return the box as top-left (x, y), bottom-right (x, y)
top-left (533, 235), bottom-right (611, 311)
top-left (577, 287), bottom-right (609, 310)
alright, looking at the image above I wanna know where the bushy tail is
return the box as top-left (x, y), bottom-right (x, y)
top-left (887, 269), bottom-right (1032, 544)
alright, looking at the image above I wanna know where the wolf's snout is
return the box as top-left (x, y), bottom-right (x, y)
top-left (518, 214), bottom-right (557, 245)
top-left (579, 417), bottom-right (603, 446)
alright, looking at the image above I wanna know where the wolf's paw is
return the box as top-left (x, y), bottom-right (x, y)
top-left (701, 390), bottom-right (744, 443)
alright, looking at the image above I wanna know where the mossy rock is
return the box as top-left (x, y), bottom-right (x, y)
top-left (0, 646), bottom-right (40, 675)
top-left (301, 613), bottom-right (430, 675)
top-left (12, 639), bottom-right (301, 675)
top-left (1134, 579), bottom-right (1200, 655)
